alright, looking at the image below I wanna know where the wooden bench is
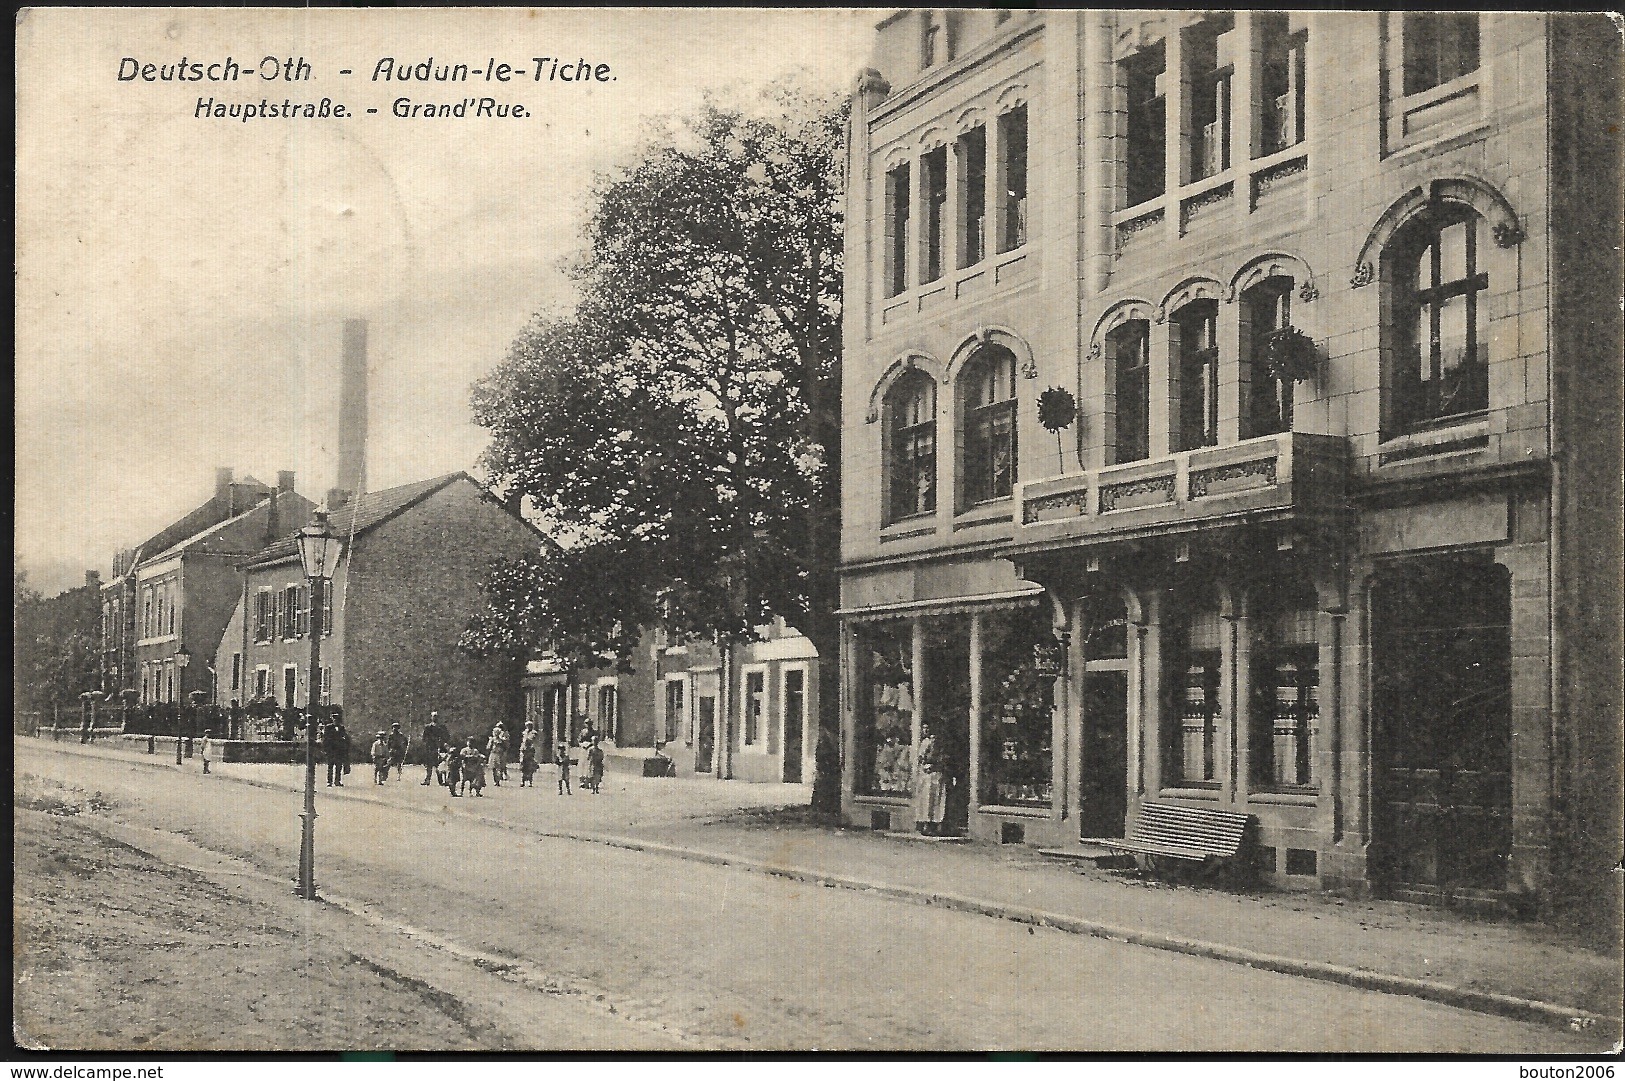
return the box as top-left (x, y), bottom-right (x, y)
top-left (1104, 802), bottom-right (1254, 877)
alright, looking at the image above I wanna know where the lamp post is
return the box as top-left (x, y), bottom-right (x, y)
top-left (296, 507), bottom-right (342, 902)
top-left (174, 646), bottom-right (190, 764)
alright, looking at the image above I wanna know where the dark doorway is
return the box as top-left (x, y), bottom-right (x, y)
top-left (1371, 553), bottom-right (1512, 900)
top-left (782, 668), bottom-right (805, 783)
top-left (923, 617), bottom-right (972, 833)
top-left (1079, 671), bottom-right (1129, 838)
top-left (695, 695), bottom-right (716, 773)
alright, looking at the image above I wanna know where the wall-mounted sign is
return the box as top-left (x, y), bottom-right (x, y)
top-left (1032, 640), bottom-right (1065, 679)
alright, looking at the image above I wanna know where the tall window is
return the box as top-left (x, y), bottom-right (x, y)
top-left (1109, 321), bottom-right (1152, 464)
top-left (1164, 592), bottom-right (1224, 787)
top-left (1389, 207), bottom-right (1489, 432)
top-left (321, 583), bottom-right (333, 638)
top-left (884, 163), bottom-right (911, 297)
top-left (922, 147), bottom-right (947, 283)
top-left (956, 125), bottom-right (987, 267)
top-left (1402, 13), bottom-right (1478, 96)
top-left (665, 678), bottom-right (685, 743)
top-left (1175, 301), bottom-right (1220, 451)
top-left (231, 652), bottom-right (242, 693)
top-left (283, 585), bottom-right (303, 638)
top-left (743, 670), bottom-right (766, 747)
top-left (1250, 578), bottom-right (1320, 791)
top-left (997, 106), bottom-right (1028, 254)
top-left (1258, 13), bottom-right (1307, 156)
top-left (597, 684), bottom-right (618, 742)
top-left (1245, 277), bottom-right (1295, 436)
top-left (1123, 44), bottom-right (1166, 206)
top-left (887, 371), bottom-right (937, 520)
top-left (962, 345), bottom-right (1018, 504)
top-left (1186, 15), bottom-right (1235, 181)
top-left (167, 583), bottom-right (177, 635)
top-left (255, 590), bottom-right (271, 642)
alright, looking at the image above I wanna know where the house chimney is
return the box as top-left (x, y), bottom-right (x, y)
top-left (85, 570), bottom-right (101, 590)
top-left (216, 467), bottom-right (234, 496)
top-left (337, 318), bottom-right (369, 497)
top-left (277, 470), bottom-right (296, 494)
top-left (264, 488), bottom-right (281, 548)
top-left (325, 487), bottom-right (353, 511)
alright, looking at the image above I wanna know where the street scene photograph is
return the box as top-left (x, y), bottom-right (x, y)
top-left (12, 6), bottom-right (1624, 1057)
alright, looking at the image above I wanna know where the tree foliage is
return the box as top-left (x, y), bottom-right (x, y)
top-left (14, 569), bottom-right (100, 720)
top-left (463, 83), bottom-right (848, 808)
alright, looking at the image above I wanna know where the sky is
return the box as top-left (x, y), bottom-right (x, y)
top-left (15, 7), bottom-right (876, 596)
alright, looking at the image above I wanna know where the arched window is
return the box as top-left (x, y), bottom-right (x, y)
top-left (1386, 205), bottom-right (1489, 434)
top-left (1243, 276), bottom-right (1295, 437)
top-left (961, 345), bottom-right (1017, 505)
top-left (886, 370), bottom-right (937, 521)
top-left (1107, 320), bottom-right (1151, 464)
top-left (1174, 300), bottom-right (1220, 451)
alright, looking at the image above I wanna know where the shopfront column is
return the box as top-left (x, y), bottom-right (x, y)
top-left (1139, 590), bottom-right (1164, 797)
top-left (1228, 599), bottom-right (1253, 805)
top-left (1149, 318), bottom-right (1176, 456)
top-left (967, 612), bottom-right (983, 814)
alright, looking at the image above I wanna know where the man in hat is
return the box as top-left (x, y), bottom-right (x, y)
top-left (420, 711), bottom-right (449, 785)
top-left (386, 721), bottom-right (410, 781)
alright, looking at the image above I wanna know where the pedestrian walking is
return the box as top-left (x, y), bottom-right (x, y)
top-left (370, 731), bottom-right (391, 784)
top-left (518, 721), bottom-right (540, 787)
top-left (459, 737), bottom-right (487, 797)
top-left (488, 722), bottom-right (510, 786)
top-left (387, 722), bottom-right (409, 781)
top-left (444, 745), bottom-right (463, 796)
top-left (322, 715), bottom-right (350, 787)
top-left (200, 729), bottom-right (217, 774)
top-left (585, 739), bottom-right (605, 795)
top-left (555, 739), bottom-right (573, 795)
top-left (420, 712), bottom-right (449, 785)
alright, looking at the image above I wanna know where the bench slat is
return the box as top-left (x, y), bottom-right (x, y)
top-left (1115, 802), bottom-right (1252, 863)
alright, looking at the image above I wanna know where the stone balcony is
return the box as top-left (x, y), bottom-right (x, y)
top-left (1007, 432), bottom-right (1350, 552)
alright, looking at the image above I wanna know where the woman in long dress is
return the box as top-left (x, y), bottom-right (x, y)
top-left (915, 722), bottom-right (948, 835)
top-left (487, 723), bottom-right (510, 786)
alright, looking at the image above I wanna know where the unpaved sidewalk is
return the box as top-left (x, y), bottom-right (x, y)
top-left (21, 736), bottom-right (1623, 1032)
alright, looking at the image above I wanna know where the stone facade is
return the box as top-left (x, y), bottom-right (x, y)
top-left (839, 10), bottom-right (1620, 926)
top-left (216, 474), bottom-right (538, 747)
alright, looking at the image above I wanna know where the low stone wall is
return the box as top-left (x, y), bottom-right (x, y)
top-left (109, 733), bottom-right (308, 764)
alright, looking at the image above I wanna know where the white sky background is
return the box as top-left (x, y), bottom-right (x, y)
top-left (15, 7), bottom-right (876, 595)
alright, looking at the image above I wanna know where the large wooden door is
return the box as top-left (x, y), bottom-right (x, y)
top-left (781, 668), bottom-right (805, 783)
top-left (1371, 555), bottom-right (1512, 900)
top-left (695, 695), bottom-right (716, 773)
top-left (1079, 671), bottom-right (1129, 839)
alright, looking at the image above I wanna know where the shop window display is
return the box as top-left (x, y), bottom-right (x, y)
top-left (1163, 593), bottom-right (1224, 787)
top-left (979, 605), bottom-right (1055, 807)
top-left (854, 621), bottom-right (915, 797)
top-left (1250, 579), bottom-right (1320, 791)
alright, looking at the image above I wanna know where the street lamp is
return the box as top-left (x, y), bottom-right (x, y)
top-left (174, 645), bottom-right (191, 765)
top-left (295, 506), bottom-right (343, 902)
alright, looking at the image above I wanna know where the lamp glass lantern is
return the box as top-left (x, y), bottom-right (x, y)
top-left (297, 508), bottom-right (344, 583)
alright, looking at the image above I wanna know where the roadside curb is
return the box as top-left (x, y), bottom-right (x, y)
top-left (22, 738), bottom-right (1617, 1035)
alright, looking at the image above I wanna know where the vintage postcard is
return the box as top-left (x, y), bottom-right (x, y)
top-left (12, 6), bottom-right (1623, 1058)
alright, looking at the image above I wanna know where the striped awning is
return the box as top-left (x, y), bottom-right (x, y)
top-left (837, 586), bottom-right (1046, 622)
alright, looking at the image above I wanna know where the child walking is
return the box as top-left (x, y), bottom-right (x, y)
top-left (555, 739), bottom-right (573, 795)
top-left (370, 731), bottom-right (390, 784)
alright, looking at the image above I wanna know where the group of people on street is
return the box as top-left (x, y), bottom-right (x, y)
top-left (241, 708), bottom-right (612, 799)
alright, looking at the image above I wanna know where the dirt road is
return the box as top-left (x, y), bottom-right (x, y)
top-left (12, 742), bottom-right (1610, 1053)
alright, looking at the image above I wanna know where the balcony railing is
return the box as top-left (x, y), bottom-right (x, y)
top-left (1010, 432), bottom-right (1348, 547)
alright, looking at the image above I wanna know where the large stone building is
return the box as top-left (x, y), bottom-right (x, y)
top-left (100, 468), bottom-right (313, 709)
top-left (837, 9), bottom-right (1620, 929)
top-left (214, 473), bottom-right (542, 743)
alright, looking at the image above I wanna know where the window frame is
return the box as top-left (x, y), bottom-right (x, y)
top-left (779, 662), bottom-right (810, 774)
top-left (1384, 205), bottom-right (1491, 436)
top-left (1174, 300), bottom-right (1221, 452)
top-left (884, 370), bottom-right (939, 523)
top-left (883, 162), bottom-right (912, 298)
top-left (921, 146), bottom-right (948, 283)
top-left (1243, 276), bottom-right (1297, 438)
top-left (740, 664), bottom-right (770, 752)
top-left (955, 125), bottom-right (987, 269)
top-left (960, 345), bottom-right (1019, 507)
top-left (1122, 43), bottom-right (1167, 208)
top-left (1108, 320), bottom-right (1153, 465)
top-left (995, 104), bottom-right (1029, 255)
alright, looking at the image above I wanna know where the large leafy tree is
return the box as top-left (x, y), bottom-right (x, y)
top-left (464, 85), bottom-right (848, 811)
top-left (14, 568), bottom-right (101, 724)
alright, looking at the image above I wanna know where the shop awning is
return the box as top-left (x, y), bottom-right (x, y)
top-left (837, 586), bottom-right (1046, 622)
